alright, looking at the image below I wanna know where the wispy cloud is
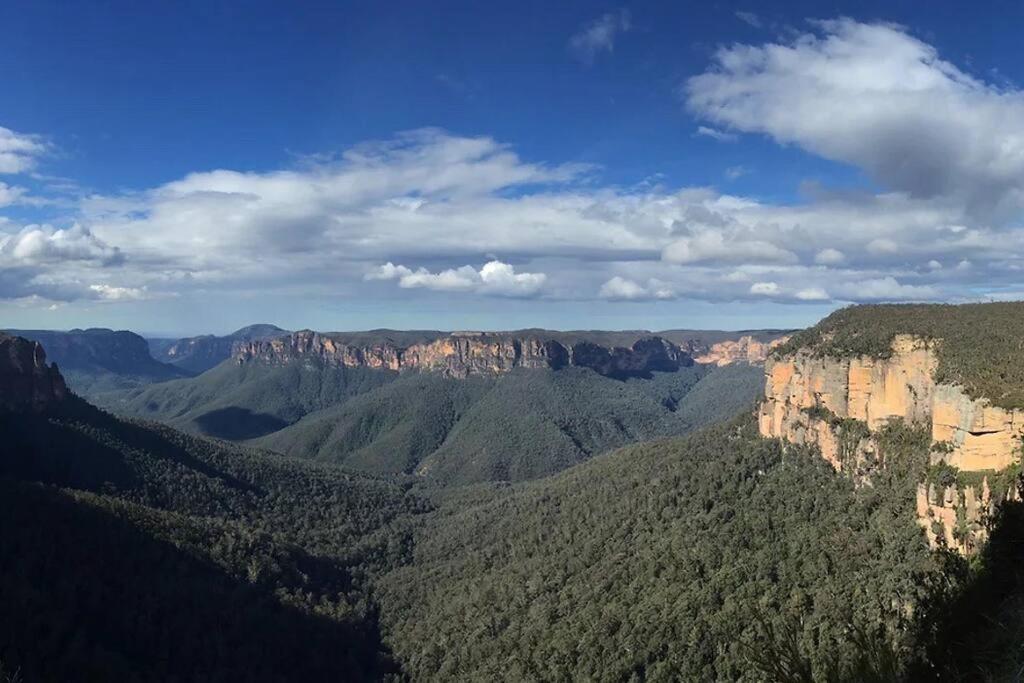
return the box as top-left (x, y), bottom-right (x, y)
top-left (695, 126), bottom-right (737, 143)
top-left (735, 11), bottom-right (761, 28)
top-left (568, 9), bottom-right (631, 64)
top-left (0, 126), bottom-right (48, 174)
top-left (724, 165), bottom-right (749, 180)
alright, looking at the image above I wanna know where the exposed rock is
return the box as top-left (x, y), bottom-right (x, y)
top-left (157, 324), bottom-right (289, 374)
top-left (759, 334), bottom-right (1023, 555)
top-left (233, 331), bottom-right (692, 379)
top-left (0, 333), bottom-right (68, 413)
top-left (694, 335), bottom-right (791, 366)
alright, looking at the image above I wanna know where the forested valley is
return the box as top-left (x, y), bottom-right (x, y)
top-left (2, 316), bottom-right (1024, 681)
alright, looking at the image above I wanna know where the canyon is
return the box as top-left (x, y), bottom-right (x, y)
top-left (759, 334), bottom-right (1022, 554)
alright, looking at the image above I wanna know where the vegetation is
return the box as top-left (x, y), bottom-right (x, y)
top-left (774, 302), bottom-right (1024, 409)
top-left (112, 360), bottom-right (764, 485)
top-left (377, 417), bottom-right (943, 681)
top-left (263, 364), bottom-right (763, 484)
top-left (97, 359), bottom-right (398, 439)
top-left (0, 396), bottom-right (428, 680)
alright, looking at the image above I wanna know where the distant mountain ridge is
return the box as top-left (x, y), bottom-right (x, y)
top-left (5, 328), bottom-right (188, 396)
top-left (152, 323), bottom-right (290, 374)
top-left (234, 330), bottom-right (695, 380)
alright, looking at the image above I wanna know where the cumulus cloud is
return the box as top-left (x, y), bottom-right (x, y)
top-left (686, 18), bottom-right (1024, 218)
top-left (0, 126), bottom-right (46, 174)
top-left (568, 10), bottom-right (631, 63)
top-left (0, 224), bottom-right (123, 266)
top-left (368, 259), bottom-right (546, 297)
top-left (599, 276), bottom-right (676, 301)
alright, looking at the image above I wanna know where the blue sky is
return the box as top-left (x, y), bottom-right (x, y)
top-left (2, 1), bottom-right (1024, 335)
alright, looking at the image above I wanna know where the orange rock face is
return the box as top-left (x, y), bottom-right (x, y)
top-left (694, 335), bottom-right (790, 366)
top-left (233, 331), bottom-right (689, 379)
top-left (759, 334), bottom-right (1023, 554)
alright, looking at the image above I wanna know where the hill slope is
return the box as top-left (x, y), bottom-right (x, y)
top-left (244, 363), bottom-right (762, 484)
top-left (0, 365), bottom-right (426, 679)
top-left (97, 358), bottom-right (398, 439)
top-left (377, 418), bottom-right (945, 681)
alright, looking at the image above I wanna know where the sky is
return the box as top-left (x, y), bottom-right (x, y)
top-left (3, 1), bottom-right (1024, 335)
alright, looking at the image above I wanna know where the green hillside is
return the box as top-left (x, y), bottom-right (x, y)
top-left (256, 372), bottom-right (494, 476)
top-left (97, 359), bottom-right (398, 439)
top-left (377, 418), bottom-right (948, 681)
top-left (0, 395), bottom-right (427, 680)
top-left (254, 364), bottom-right (764, 484)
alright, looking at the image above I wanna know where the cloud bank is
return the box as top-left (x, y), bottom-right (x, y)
top-left (4, 19), bottom-right (1024, 312)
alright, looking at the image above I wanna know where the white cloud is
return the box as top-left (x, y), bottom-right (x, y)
top-left (695, 126), bottom-right (737, 143)
top-left (814, 248), bottom-right (845, 265)
top-left (795, 287), bottom-right (830, 301)
top-left (0, 126), bottom-right (46, 174)
top-left (0, 224), bottom-right (122, 266)
top-left (368, 259), bottom-right (546, 297)
top-left (599, 276), bottom-right (676, 301)
top-left (89, 284), bottom-right (147, 301)
top-left (750, 281), bottom-right (780, 295)
top-left (686, 18), bottom-right (1024, 219)
top-left (724, 165), bottom-right (749, 180)
top-left (833, 276), bottom-right (937, 301)
top-left (568, 10), bottom-right (631, 64)
top-left (663, 231), bottom-right (796, 265)
top-left (0, 182), bottom-right (29, 207)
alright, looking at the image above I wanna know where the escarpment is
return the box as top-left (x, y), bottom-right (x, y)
top-left (0, 333), bottom-right (68, 412)
top-left (233, 330), bottom-right (693, 379)
top-left (759, 334), bottom-right (1022, 555)
top-left (693, 334), bottom-right (790, 366)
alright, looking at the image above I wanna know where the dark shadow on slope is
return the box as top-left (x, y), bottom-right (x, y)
top-left (910, 491), bottom-right (1024, 681)
top-left (0, 397), bottom-right (259, 498)
top-left (0, 478), bottom-right (398, 682)
top-left (194, 406), bottom-right (290, 440)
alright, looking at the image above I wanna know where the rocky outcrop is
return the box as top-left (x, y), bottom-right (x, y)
top-left (0, 333), bottom-right (68, 412)
top-left (158, 324), bottom-right (289, 374)
top-left (694, 335), bottom-right (790, 366)
top-left (233, 331), bottom-right (692, 379)
top-left (759, 334), bottom-right (1023, 554)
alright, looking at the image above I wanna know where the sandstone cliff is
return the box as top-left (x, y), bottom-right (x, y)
top-left (759, 334), bottom-right (1022, 554)
top-left (0, 333), bottom-right (68, 412)
top-left (158, 324), bottom-right (289, 374)
top-left (233, 331), bottom-right (692, 379)
top-left (694, 335), bottom-right (790, 366)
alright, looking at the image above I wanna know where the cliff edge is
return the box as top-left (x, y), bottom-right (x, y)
top-left (759, 303), bottom-right (1024, 555)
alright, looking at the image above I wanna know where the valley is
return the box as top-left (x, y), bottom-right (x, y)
top-left (2, 305), bottom-right (1024, 680)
